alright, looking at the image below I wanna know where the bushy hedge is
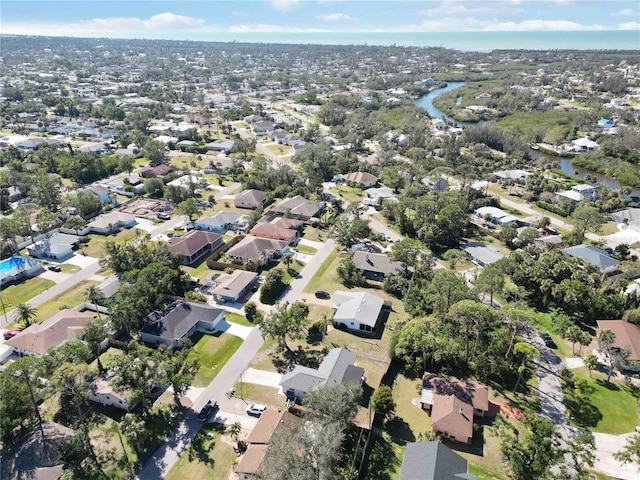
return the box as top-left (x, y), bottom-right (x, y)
top-left (536, 201), bottom-right (568, 217)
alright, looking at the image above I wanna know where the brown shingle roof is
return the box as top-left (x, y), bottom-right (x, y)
top-left (168, 230), bottom-right (222, 256)
top-left (430, 394), bottom-right (474, 441)
top-left (596, 320), bottom-right (640, 361)
top-left (235, 444), bottom-right (269, 475)
top-left (6, 310), bottom-right (95, 356)
top-left (246, 408), bottom-right (299, 444)
top-left (343, 171), bottom-right (378, 185)
top-left (422, 373), bottom-right (489, 413)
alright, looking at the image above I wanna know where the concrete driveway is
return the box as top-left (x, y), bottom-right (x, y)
top-left (241, 368), bottom-right (282, 389)
top-left (214, 319), bottom-right (253, 340)
top-left (592, 431), bottom-right (640, 480)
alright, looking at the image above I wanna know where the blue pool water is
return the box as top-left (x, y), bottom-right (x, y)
top-left (0, 256), bottom-right (27, 274)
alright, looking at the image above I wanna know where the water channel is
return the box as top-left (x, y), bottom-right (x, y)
top-left (415, 83), bottom-right (640, 198)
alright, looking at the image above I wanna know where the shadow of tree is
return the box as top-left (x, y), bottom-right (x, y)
top-left (365, 436), bottom-right (403, 480)
top-left (384, 416), bottom-right (416, 443)
top-left (271, 345), bottom-right (325, 374)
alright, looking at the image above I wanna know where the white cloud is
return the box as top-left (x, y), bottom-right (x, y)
top-left (228, 23), bottom-right (329, 33)
top-left (268, 0), bottom-right (302, 11)
top-left (400, 16), bottom-right (613, 32)
top-left (317, 13), bottom-right (355, 22)
top-left (486, 19), bottom-right (607, 31)
top-left (618, 21), bottom-right (640, 30)
top-left (612, 9), bottom-right (636, 17)
top-left (418, 1), bottom-right (525, 16)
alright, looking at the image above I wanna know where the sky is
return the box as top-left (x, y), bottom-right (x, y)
top-left (1, 0), bottom-right (639, 40)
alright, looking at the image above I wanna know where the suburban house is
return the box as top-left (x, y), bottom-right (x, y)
top-left (421, 176), bottom-right (449, 193)
top-left (234, 189), bottom-right (267, 210)
top-left (460, 242), bottom-right (504, 267)
top-left (0, 256), bottom-right (43, 287)
top-left (420, 373), bottom-right (490, 444)
top-left (167, 230), bottom-right (224, 265)
top-left (611, 208), bottom-right (640, 232)
top-left (279, 347), bottom-right (364, 401)
top-left (87, 211), bottom-right (137, 234)
top-left (85, 185), bottom-right (113, 205)
top-left (493, 169), bottom-right (531, 185)
top-left (89, 378), bottom-right (135, 411)
top-left (364, 187), bottom-right (397, 207)
top-left (332, 291), bottom-right (391, 336)
top-left (596, 320), bottom-right (640, 372)
top-left (27, 233), bottom-right (79, 260)
top-left (6, 310), bottom-right (95, 357)
top-left (570, 136), bottom-right (599, 152)
top-left (352, 251), bottom-right (404, 280)
top-left (226, 236), bottom-right (290, 267)
top-left (250, 217), bottom-right (302, 243)
top-left (205, 139), bottom-right (235, 154)
top-left (195, 211), bottom-right (249, 233)
top-left (555, 184), bottom-right (596, 203)
top-left (270, 195), bottom-right (324, 221)
top-left (140, 300), bottom-right (225, 347)
top-left (562, 244), bottom-right (620, 274)
top-left (399, 441), bottom-right (476, 480)
top-left (474, 206), bottom-right (519, 226)
top-left (211, 270), bottom-right (258, 303)
top-left (343, 171), bottom-right (378, 188)
top-left (139, 164), bottom-right (176, 178)
top-left (236, 408), bottom-right (302, 480)
top-left (167, 175), bottom-right (207, 192)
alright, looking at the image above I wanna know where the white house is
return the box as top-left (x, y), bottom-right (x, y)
top-left (474, 206), bottom-right (519, 226)
top-left (570, 137), bottom-right (599, 152)
top-left (89, 378), bottom-right (135, 411)
top-left (332, 291), bottom-right (390, 336)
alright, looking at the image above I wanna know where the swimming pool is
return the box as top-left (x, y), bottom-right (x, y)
top-left (0, 256), bottom-right (43, 286)
top-left (0, 256), bottom-right (27, 274)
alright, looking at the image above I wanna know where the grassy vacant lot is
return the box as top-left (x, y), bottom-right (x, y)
top-left (19, 280), bottom-right (99, 325)
top-left (2, 277), bottom-right (54, 310)
top-left (232, 382), bottom-right (287, 409)
top-left (188, 331), bottom-right (244, 387)
top-left (164, 423), bottom-right (236, 480)
top-left (303, 248), bottom-right (339, 293)
top-left (330, 185), bottom-right (364, 204)
top-left (562, 367), bottom-right (640, 434)
top-left (83, 229), bottom-right (139, 258)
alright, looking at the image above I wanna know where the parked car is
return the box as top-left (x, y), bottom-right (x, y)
top-left (315, 290), bottom-right (330, 299)
top-left (157, 213), bottom-right (171, 220)
top-left (197, 400), bottom-right (218, 422)
top-left (48, 265), bottom-right (61, 272)
top-left (541, 332), bottom-right (557, 349)
top-left (3, 330), bottom-right (19, 341)
top-left (246, 404), bottom-right (267, 417)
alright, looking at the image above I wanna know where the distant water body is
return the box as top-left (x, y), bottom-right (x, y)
top-left (222, 31), bottom-right (638, 51)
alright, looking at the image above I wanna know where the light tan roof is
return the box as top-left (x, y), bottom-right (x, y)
top-left (235, 444), bottom-right (269, 474)
top-left (92, 377), bottom-right (133, 403)
top-left (422, 373), bottom-right (489, 412)
top-left (597, 320), bottom-right (640, 361)
top-left (6, 310), bottom-right (94, 356)
top-left (168, 230), bottom-right (222, 256)
top-left (250, 222), bottom-right (298, 241)
top-left (88, 211), bottom-right (136, 229)
top-left (212, 270), bottom-right (258, 299)
top-left (246, 408), bottom-right (299, 444)
top-left (343, 171), bottom-right (378, 184)
top-left (430, 394), bottom-right (474, 440)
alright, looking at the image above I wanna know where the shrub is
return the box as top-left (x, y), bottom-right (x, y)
top-left (536, 201), bottom-right (567, 217)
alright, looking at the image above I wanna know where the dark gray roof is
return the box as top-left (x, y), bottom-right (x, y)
top-left (271, 195), bottom-right (323, 218)
top-left (352, 251), bottom-right (404, 275)
top-left (400, 442), bottom-right (474, 480)
top-left (141, 300), bottom-right (224, 341)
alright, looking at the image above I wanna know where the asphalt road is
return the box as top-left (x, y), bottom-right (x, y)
top-left (137, 238), bottom-right (337, 478)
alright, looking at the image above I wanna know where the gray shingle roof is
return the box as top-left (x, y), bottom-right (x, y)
top-left (332, 290), bottom-right (385, 328)
top-left (141, 300), bottom-right (224, 341)
top-left (562, 244), bottom-right (620, 272)
top-left (400, 442), bottom-right (474, 480)
top-left (352, 251), bottom-right (404, 275)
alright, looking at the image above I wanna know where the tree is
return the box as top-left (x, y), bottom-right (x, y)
top-left (303, 383), bottom-right (362, 428)
top-left (576, 330), bottom-right (591, 356)
top-left (336, 255), bottom-right (366, 287)
top-left (443, 249), bottom-right (466, 269)
top-left (29, 171), bottom-right (62, 211)
top-left (157, 342), bottom-right (199, 407)
top-left (231, 137), bottom-right (256, 158)
top-left (501, 306), bottom-right (535, 359)
top-left (228, 421), bottom-right (242, 441)
top-left (6, 356), bottom-right (45, 439)
top-left (66, 215), bottom-right (87, 238)
top-left (177, 197), bottom-right (201, 221)
top-left (333, 217), bottom-right (371, 248)
top-left (445, 300), bottom-right (499, 366)
top-left (614, 431), bottom-right (640, 466)
top-left (597, 328), bottom-right (617, 383)
top-left (68, 190), bottom-right (102, 218)
top-left (565, 325), bottom-right (583, 355)
top-left (84, 285), bottom-right (104, 315)
top-left (120, 413), bottom-right (149, 454)
top-left (474, 263), bottom-right (504, 306)
top-left (372, 385), bottom-right (396, 419)
top-left (259, 301), bottom-right (309, 352)
top-left (260, 268), bottom-right (286, 304)
top-left (584, 354), bottom-right (599, 378)
top-left (495, 414), bottom-right (563, 480)
top-left (142, 140), bottom-right (167, 166)
top-left (512, 342), bottom-right (539, 394)
top-left (15, 303), bottom-right (37, 327)
top-left (81, 319), bottom-right (108, 372)
top-left (144, 177), bottom-right (165, 197)
top-left (245, 301), bottom-right (258, 321)
top-left (569, 204), bottom-right (604, 244)
top-left (282, 253), bottom-right (294, 271)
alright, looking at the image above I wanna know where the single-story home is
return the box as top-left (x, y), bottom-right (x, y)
top-left (570, 136), bottom-right (599, 152)
top-left (562, 244), bottom-right (620, 274)
top-left (364, 187), bottom-right (397, 207)
top-left (167, 175), bottom-right (207, 192)
top-left (279, 347), bottom-right (364, 401)
top-left (27, 233), bottom-right (80, 260)
top-left (140, 300), bottom-right (225, 347)
top-left (139, 164), bottom-right (176, 178)
top-left (343, 171), bottom-right (378, 188)
top-left (493, 169), bottom-right (531, 185)
top-left (234, 189), bottom-right (267, 210)
top-left (0, 256), bottom-right (43, 287)
top-left (195, 211), bottom-right (249, 233)
top-left (6, 310), bottom-right (95, 357)
top-left (226, 236), bottom-right (290, 267)
top-left (420, 373), bottom-right (490, 444)
top-left (87, 211), bottom-right (137, 234)
top-left (89, 378), bottom-right (135, 411)
top-left (352, 251), bottom-right (404, 280)
top-left (85, 185), bottom-right (113, 204)
top-left (205, 139), bottom-right (235, 154)
top-left (596, 320), bottom-right (640, 371)
top-left (421, 176), bottom-right (449, 193)
top-left (270, 195), bottom-right (324, 221)
top-left (167, 230), bottom-right (224, 265)
top-left (460, 242), bottom-right (504, 267)
top-left (399, 441), bottom-right (476, 480)
top-left (212, 270), bottom-right (258, 303)
top-left (474, 206), bottom-right (519, 226)
top-left (250, 217), bottom-right (302, 243)
top-left (332, 290), bottom-right (390, 336)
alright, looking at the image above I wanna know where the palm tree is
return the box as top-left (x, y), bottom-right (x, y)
top-left (282, 253), bottom-right (293, 272)
top-left (16, 303), bottom-right (37, 327)
top-left (81, 319), bottom-right (108, 372)
top-left (84, 285), bottom-right (104, 319)
top-left (228, 421), bottom-right (242, 442)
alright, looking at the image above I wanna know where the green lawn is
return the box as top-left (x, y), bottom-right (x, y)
top-left (365, 433), bottom-right (404, 480)
top-left (561, 367), bottom-right (640, 434)
top-left (295, 244), bottom-right (318, 256)
top-left (164, 423), bottom-right (236, 480)
top-left (265, 144), bottom-right (292, 156)
top-left (82, 230), bottom-right (139, 258)
top-left (59, 263), bottom-right (81, 273)
top-left (182, 255), bottom-right (213, 280)
top-left (330, 186), bottom-right (364, 204)
top-left (225, 311), bottom-right (254, 327)
top-left (2, 277), bottom-right (54, 310)
top-left (232, 382), bottom-right (287, 409)
top-left (188, 331), bottom-right (244, 387)
top-left (303, 248), bottom-right (339, 293)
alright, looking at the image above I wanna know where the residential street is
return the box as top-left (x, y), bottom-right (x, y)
top-left (137, 238), bottom-right (336, 478)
